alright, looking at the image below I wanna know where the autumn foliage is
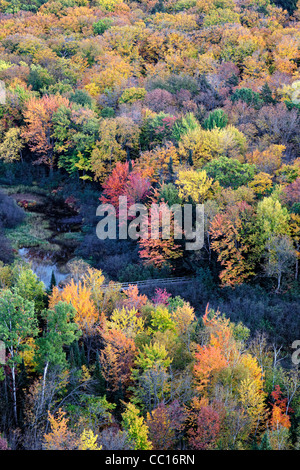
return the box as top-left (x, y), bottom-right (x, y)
top-left (49, 280), bottom-right (100, 335)
top-left (0, 0), bottom-right (300, 453)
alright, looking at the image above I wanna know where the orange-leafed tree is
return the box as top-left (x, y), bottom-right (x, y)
top-left (49, 280), bottom-right (101, 337)
top-left (99, 328), bottom-right (136, 396)
top-left (209, 201), bottom-right (259, 287)
top-left (44, 409), bottom-right (78, 450)
top-left (151, 142), bottom-right (180, 181)
top-left (268, 385), bottom-right (292, 450)
top-left (270, 385), bottom-right (292, 431)
top-left (22, 94), bottom-right (70, 173)
top-left (122, 284), bottom-right (148, 311)
top-left (134, 150), bottom-right (161, 183)
top-left (193, 344), bottom-right (228, 394)
top-left (193, 305), bottom-right (238, 393)
top-left (246, 144), bottom-right (285, 174)
top-left (202, 304), bottom-right (237, 361)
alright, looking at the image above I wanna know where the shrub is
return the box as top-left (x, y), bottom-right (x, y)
top-left (100, 107), bottom-right (115, 118)
top-left (119, 87), bottom-right (147, 104)
top-left (69, 89), bottom-right (93, 108)
top-left (92, 18), bottom-right (113, 35)
top-left (204, 156), bottom-right (256, 189)
top-left (230, 87), bottom-right (263, 108)
top-left (0, 192), bottom-right (25, 229)
top-left (203, 109), bottom-right (228, 130)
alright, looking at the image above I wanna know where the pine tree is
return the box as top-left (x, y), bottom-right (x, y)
top-left (69, 340), bottom-right (81, 368)
top-left (168, 156), bottom-right (173, 180)
top-left (258, 432), bottom-right (272, 450)
top-left (80, 344), bottom-right (87, 366)
top-left (203, 109), bottom-right (228, 130)
top-left (49, 271), bottom-right (56, 293)
top-left (260, 83), bottom-right (276, 105)
top-left (94, 353), bottom-right (106, 395)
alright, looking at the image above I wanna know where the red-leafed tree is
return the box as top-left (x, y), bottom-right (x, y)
top-left (126, 172), bottom-right (153, 207)
top-left (146, 400), bottom-right (186, 450)
top-left (138, 201), bottom-right (183, 269)
top-left (270, 385), bottom-right (292, 430)
top-left (152, 288), bottom-right (171, 305)
top-left (99, 161), bottom-right (152, 215)
top-left (99, 328), bottom-right (136, 396)
top-left (282, 178), bottom-right (300, 207)
top-left (187, 404), bottom-right (221, 450)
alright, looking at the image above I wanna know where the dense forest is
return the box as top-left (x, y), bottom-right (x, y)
top-left (0, 0), bottom-right (299, 451)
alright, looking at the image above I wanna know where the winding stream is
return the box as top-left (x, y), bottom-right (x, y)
top-left (14, 191), bottom-right (83, 288)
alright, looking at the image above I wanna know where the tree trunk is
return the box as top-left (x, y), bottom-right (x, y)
top-left (41, 361), bottom-right (49, 409)
top-left (11, 364), bottom-right (18, 425)
top-left (276, 271), bottom-right (282, 293)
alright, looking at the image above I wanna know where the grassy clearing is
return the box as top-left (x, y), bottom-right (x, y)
top-left (53, 232), bottom-right (84, 242)
top-left (5, 212), bottom-right (58, 251)
top-left (0, 184), bottom-right (49, 197)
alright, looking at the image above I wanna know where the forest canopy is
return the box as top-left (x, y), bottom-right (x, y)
top-left (0, 0), bottom-right (299, 452)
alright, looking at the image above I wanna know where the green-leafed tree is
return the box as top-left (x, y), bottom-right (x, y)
top-left (0, 290), bottom-right (38, 424)
top-left (34, 302), bottom-right (81, 410)
top-left (203, 109), bottom-right (228, 130)
top-left (204, 156), bottom-right (256, 189)
top-left (121, 402), bottom-right (152, 450)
